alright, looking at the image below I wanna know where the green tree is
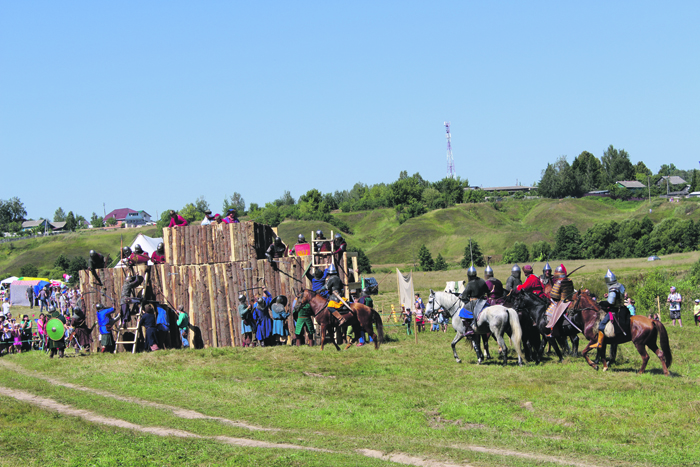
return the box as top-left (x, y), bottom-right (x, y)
top-left (571, 151), bottom-right (604, 193)
top-left (601, 145), bottom-right (635, 185)
top-left (20, 264), bottom-right (38, 277)
top-left (179, 203), bottom-right (200, 223)
top-left (348, 245), bottom-right (372, 274)
top-left (54, 254), bottom-right (69, 270)
top-left (90, 212), bottom-right (103, 228)
top-left (195, 196), bottom-right (210, 215)
top-left (274, 190), bottom-right (296, 206)
top-left (460, 241), bottom-right (485, 268)
top-left (581, 221), bottom-right (619, 259)
top-left (223, 192), bottom-right (246, 214)
top-left (503, 242), bottom-right (530, 263)
top-left (538, 156), bottom-right (577, 198)
top-left (65, 211), bottom-right (76, 231)
top-left (66, 256), bottom-right (87, 284)
top-left (530, 241), bottom-right (552, 261)
top-left (434, 253), bottom-right (448, 271)
top-left (53, 207), bottom-right (66, 222)
top-left (417, 244), bottom-right (434, 271)
top-left (0, 197), bottom-right (27, 232)
top-left (105, 217), bottom-right (117, 227)
top-left (553, 225), bottom-right (582, 260)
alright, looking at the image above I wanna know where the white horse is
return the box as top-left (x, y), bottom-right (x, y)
top-left (425, 289), bottom-right (524, 366)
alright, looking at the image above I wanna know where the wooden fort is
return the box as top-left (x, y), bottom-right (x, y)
top-left (78, 221), bottom-right (360, 352)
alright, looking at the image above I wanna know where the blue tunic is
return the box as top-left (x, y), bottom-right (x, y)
top-left (270, 304), bottom-right (290, 337)
top-left (308, 269), bottom-right (329, 297)
top-left (239, 304), bottom-right (252, 333)
top-left (253, 292), bottom-right (273, 341)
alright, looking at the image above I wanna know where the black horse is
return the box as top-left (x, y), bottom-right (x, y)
top-left (502, 294), bottom-right (542, 364)
top-left (511, 291), bottom-right (582, 363)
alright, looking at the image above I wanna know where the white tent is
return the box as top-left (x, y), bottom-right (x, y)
top-left (1, 276), bottom-right (18, 287)
top-left (114, 233), bottom-right (163, 268)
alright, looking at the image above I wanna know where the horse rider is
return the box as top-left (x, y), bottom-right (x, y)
top-left (544, 264), bottom-right (574, 333)
top-left (484, 263), bottom-right (505, 305)
top-left (517, 265), bottom-right (546, 298)
top-left (319, 264), bottom-right (348, 324)
top-left (539, 262), bottom-right (553, 286)
top-left (505, 264), bottom-right (522, 292)
top-left (265, 237), bottom-right (288, 263)
top-left (458, 265), bottom-right (489, 337)
top-left (591, 269), bottom-right (627, 349)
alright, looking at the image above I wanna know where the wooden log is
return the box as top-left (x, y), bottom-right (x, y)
top-left (214, 264), bottom-right (227, 347)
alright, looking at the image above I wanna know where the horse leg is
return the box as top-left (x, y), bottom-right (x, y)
top-left (601, 343), bottom-right (610, 371)
top-left (481, 334), bottom-right (492, 359)
top-left (581, 339), bottom-right (599, 370)
top-left (537, 336), bottom-right (548, 361)
top-left (550, 336), bottom-right (564, 363)
top-left (571, 335), bottom-right (579, 357)
top-left (559, 335), bottom-right (571, 356)
top-left (319, 324), bottom-right (326, 351)
top-left (451, 333), bottom-right (463, 363)
top-left (471, 338), bottom-right (484, 364)
top-left (646, 340), bottom-right (669, 376)
top-left (345, 324), bottom-right (359, 350)
top-left (634, 341), bottom-right (650, 374)
top-left (607, 343), bottom-right (618, 365)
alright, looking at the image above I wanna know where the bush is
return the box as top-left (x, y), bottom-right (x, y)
top-left (502, 242), bottom-right (530, 263)
top-left (20, 264), bottom-right (38, 277)
top-left (417, 245), bottom-right (434, 271)
top-left (434, 254), bottom-right (448, 271)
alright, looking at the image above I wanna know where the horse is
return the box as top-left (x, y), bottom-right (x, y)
top-left (293, 289), bottom-right (384, 351)
top-left (572, 290), bottom-right (673, 376)
top-left (511, 290), bottom-right (583, 363)
top-left (425, 290), bottom-right (524, 366)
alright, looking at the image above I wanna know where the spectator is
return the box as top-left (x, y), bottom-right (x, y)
top-left (625, 297), bottom-right (636, 316)
top-left (402, 306), bottom-right (412, 335)
top-left (20, 315), bottom-right (32, 351)
top-left (26, 287), bottom-right (35, 309)
top-left (176, 305), bottom-right (190, 348)
top-left (694, 299), bottom-right (700, 327)
top-left (438, 307), bottom-right (449, 332)
top-left (222, 209), bottom-right (240, 224)
top-left (141, 305), bottom-right (159, 351)
top-left (2, 298), bottom-right (10, 318)
top-left (414, 294), bottom-right (425, 332)
top-left (37, 313), bottom-right (47, 348)
top-left (167, 210), bottom-right (188, 228)
top-left (667, 286), bottom-right (683, 327)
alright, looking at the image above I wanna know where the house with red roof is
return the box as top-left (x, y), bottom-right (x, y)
top-left (104, 208), bottom-right (152, 226)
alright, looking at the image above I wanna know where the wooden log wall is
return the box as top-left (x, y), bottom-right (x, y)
top-left (162, 221), bottom-right (277, 266)
top-left (79, 257), bottom-right (312, 352)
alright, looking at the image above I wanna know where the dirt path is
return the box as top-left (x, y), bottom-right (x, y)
top-left (0, 361), bottom-right (606, 467)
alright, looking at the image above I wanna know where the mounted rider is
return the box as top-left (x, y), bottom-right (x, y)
top-left (539, 262), bottom-right (553, 286)
top-left (265, 237), bottom-right (288, 263)
top-left (591, 269), bottom-right (628, 349)
top-left (458, 264), bottom-right (489, 337)
top-left (319, 264), bottom-right (348, 324)
top-left (517, 265), bottom-right (546, 299)
top-left (484, 262), bottom-right (505, 305)
top-left (505, 264), bottom-right (522, 292)
top-left (544, 264), bottom-right (575, 332)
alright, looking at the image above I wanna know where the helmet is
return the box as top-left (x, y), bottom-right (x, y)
top-left (274, 236), bottom-right (282, 245)
top-left (238, 294), bottom-right (246, 302)
top-left (484, 264), bottom-right (494, 278)
top-left (511, 264), bottom-right (521, 277)
top-left (122, 246), bottom-right (132, 257)
top-left (316, 230), bottom-right (324, 239)
top-left (327, 264), bottom-right (338, 275)
top-left (275, 296), bottom-right (288, 306)
top-left (48, 306), bottom-right (56, 313)
top-left (256, 297), bottom-right (266, 307)
top-left (95, 303), bottom-right (104, 311)
top-left (604, 269), bottom-right (617, 285)
top-left (362, 287), bottom-right (371, 296)
top-left (314, 268), bottom-right (324, 279)
top-left (554, 264), bottom-right (567, 279)
top-left (523, 265), bottom-right (533, 274)
top-left (543, 262), bottom-right (552, 273)
top-left (157, 242), bottom-right (165, 253)
top-left (334, 233), bottom-right (343, 242)
top-left (298, 234), bottom-right (306, 243)
top-left (89, 250), bottom-right (97, 258)
top-left (133, 244), bottom-right (143, 254)
top-left (467, 265), bottom-right (478, 279)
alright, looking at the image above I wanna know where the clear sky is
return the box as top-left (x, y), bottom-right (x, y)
top-left (2, 1), bottom-right (699, 220)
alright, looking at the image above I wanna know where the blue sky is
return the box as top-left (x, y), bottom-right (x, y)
top-left (2, 1), bottom-right (699, 220)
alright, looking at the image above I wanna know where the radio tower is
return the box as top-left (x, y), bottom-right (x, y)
top-left (445, 121), bottom-right (455, 178)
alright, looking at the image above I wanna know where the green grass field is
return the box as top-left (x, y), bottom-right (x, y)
top-left (1, 302), bottom-right (699, 467)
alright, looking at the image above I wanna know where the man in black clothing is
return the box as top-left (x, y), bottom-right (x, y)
top-left (458, 265), bottom-right (489, 337)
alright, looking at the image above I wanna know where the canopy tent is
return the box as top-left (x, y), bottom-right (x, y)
top-left (9, 279), bottom-right (50, 306)
top-left (1, 276), bottom-right (18, 286)
top-left (114, 233), bottom-right (164, 268)
top-left (396, 268), bottom-right (415, 311)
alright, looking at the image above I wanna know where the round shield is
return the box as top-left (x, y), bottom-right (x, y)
top-left (46, 318), bottom-right (65, 341)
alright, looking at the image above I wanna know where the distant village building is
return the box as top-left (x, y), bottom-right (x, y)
top-left (105, 208), bottom-right (152, 227)
top-left (657, 175), bottom-right (687, 187)
top-left (465, 186), bottom-right (535, 195)
top-left (615, 180), bottom-right (646, 194)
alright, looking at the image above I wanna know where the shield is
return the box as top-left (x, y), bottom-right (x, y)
top-left (47, 318), bottom-right (65, 341)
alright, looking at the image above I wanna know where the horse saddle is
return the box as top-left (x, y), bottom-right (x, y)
top-left (601, 304), bottom-right (631, 338)
top-left (459, 299), bottom-right (488, 320)
top-left (545, 301), bottom-right (571, 329)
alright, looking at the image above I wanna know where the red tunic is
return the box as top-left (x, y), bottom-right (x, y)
top-left (517, 274), bottom-right (546, 298)
top-left (150, 252), bottom-right (166, 264)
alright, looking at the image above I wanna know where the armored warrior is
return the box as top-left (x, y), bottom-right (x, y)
top-left (539, 262), bottom-right (553, 286)
top-left (544, 264), bottom-right (575, 331)
top-left (129, 244), bottom-right (150, 265)
top-left (591, 269), bottom-right (627, 349)
top-left (265, 237), bottom-right (288, 263)
top-left (150, 242), bottom-right (166, 264)
top-left (320, 264), bottom-right (347, 324)
top-left (333, 233), bottom-right (347, 263)
top-left (88, 250), bottom-right (105, 285)
top-left (517, 265), bottom-right (546, 298)
top-left (46, 306), bottom-right (66, 358)
top-left (458, 265), bottom-right (489, 337)
top-left (505, 264), bottom-right (522, 292)
top-left (314, 230), bottom-right (331, 253)
top-left (484, 262), bottom-right (505, 305)
top-left (306, 267), bottom-right (329, 296)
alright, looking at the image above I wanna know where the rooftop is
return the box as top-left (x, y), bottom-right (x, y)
top-left (616, 180), bottom-right (646, 189)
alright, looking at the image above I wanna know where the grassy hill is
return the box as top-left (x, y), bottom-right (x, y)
top-left (0, 227), bottom-right (157, 278)
top-left (279, 197), bottom-right (700, 265)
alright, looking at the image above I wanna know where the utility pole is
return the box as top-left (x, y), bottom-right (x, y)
top-left (445, 122), bottom-right (455, 179)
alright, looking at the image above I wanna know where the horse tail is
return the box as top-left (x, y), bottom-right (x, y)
top-left (507, 307), bottom-right (525, 361)
top-left (653, 319), bottom-right (672, 368)
top-left (373, 309), bottom-right (385, 344)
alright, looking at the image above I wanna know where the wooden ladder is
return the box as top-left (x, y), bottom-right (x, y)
top-left (114, 306), bottom-right (143, 354)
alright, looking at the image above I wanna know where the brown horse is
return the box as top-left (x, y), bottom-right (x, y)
top-left (571, 290), bottom-right (673, 376)
top-left (293, 290), bottom-right (384, 351)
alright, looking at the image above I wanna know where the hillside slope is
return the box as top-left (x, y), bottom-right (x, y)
top-left (279, 197), bottom-right (700, 264)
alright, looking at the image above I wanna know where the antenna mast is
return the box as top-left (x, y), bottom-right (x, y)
top-left (445, 121), bottom-right (455, 179)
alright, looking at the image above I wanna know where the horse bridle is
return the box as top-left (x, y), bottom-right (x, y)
top-left (428, 292), bottom-right (461, 318)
